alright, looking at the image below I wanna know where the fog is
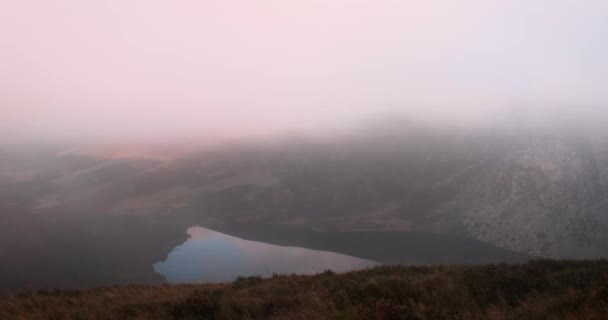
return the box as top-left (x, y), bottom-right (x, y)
top-left (2, 1), bottom-right (608, 292)
top-left (1, 0), bottom-right (607, 143)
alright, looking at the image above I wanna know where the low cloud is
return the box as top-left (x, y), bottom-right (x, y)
top-left (0, 0), bottom-right (606, 143)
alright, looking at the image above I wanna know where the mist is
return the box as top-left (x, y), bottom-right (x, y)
top-left (4, 1), bottom-right (608, 302)
top-left (1, 0), bottom-right (607, 144)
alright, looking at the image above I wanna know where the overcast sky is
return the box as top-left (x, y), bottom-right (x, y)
top-left (1, 0), bottom-right (606, 142)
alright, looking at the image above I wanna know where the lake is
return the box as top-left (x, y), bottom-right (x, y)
top-left (154, 226), bottom-right (378, 283)
top-left (0, 214), bottom-right (531, 292)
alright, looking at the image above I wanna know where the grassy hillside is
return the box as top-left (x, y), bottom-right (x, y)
top-left (1, 260), bottom-right (607, 320)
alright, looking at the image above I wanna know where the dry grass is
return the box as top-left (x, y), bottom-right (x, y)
top-left (1, 260), bottom-right (607, 320)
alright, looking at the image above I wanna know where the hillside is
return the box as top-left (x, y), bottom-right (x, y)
top-left (2, 121), bottom-right (608, 290)
top-left (123, 123), bottom-right (608, 258)
top-left (1, 260), bottom-right (607, 320)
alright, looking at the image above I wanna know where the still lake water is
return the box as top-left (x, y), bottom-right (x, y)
top-left (154, 226), bottom-right (378, 283)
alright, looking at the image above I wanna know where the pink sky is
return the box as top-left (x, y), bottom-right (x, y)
top-left (1, 0), bottom-right (606, 142)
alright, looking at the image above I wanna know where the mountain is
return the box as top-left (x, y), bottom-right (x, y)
top-left (142, 122), bottom-right (607, 258)
top-left (2, 120), bottom-right (608, 260)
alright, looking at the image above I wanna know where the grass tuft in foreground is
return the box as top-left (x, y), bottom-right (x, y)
top-left (1, 260), bottom-right (607, 319)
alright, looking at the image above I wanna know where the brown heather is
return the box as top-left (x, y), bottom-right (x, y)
top-left (1, 260), bottom-right (607, 320)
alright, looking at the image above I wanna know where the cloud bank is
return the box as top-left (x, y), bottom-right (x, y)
top-left (1, 0), bottom-right (606, 142)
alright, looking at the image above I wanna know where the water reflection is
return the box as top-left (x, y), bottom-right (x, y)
top-left (154, 226), bottom-right (378, 283)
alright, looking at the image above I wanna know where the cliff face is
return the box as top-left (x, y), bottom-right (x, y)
top-left (432, 133), bottom-right (608, 258)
